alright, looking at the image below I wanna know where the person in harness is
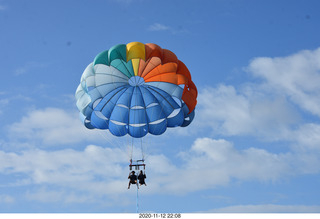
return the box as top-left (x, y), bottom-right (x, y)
top-left (138, 170), bottom-right (147, 186)
top-left (128, 171), bottom-right (139, 189)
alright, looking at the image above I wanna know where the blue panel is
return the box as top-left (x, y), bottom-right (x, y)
top-left (83, 106), bottom-right (93, 118)
top-left (93, 87), bottom-right (128, 125)
top-left (100, 103), bottom-right (114, 120)
top-left (167, 109), bottom-right (184, 127)
top-left (130, 87), bottom-right (145, 108)
top-left (148, 120), bottom-right (167, 135)
top-left (129, 125), bottom-right (148, 138)
top-left (88, 88), bottom-right (102, 108)
top-left (96, 83), bottom-right (128, 97)
top-left (109, 105), bottom-right (129, 124)
top-left (91, 111), bottom-right (108, 129)
top-left (139, 86), bottom-right (158, 106)
top-left (79, 112), bottom-right (95, 129)
top-left (146, 105), bottom-right (166, 122)
top-left (95, 86), bottom-right (126, 111)
top-left (181, 102), bottom-right (189, 115)
top-left (129, 108), bottom-right (147, 125)
top-left (181, 109), bottom-right (195, 127)
top-left (146, 82), bottom-right (183, 99)
top-left (150, 87), bottom-right (180, 109)
top-left (147, 87), bottom-right (174, 117)
top-left (115, 86), bottom-right (133, 107)
top-left (108, 121), bottom-right (128, 137)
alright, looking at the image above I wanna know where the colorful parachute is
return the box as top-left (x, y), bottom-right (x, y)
top-left (75, 42), bottom-right (197, 138)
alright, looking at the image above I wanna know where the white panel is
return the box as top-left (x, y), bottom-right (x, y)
top-left (94, 64), bottom-right (129, 80)
top-left (81, 63), bottom-right (94, 82)
top-left (95, 74), bottom-right (128, 86)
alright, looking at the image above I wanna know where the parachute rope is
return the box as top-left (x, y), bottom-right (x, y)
top-left (136, 184), bottom-right (139, 213)
top-left (140, 137), bottom-right (144, 161)
top-left (89, 119), bottom-right (129, 157)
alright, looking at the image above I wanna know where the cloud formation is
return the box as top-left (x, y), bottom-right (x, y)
top-left (194, 47), bottom-right (320, 147)
top-left (0, 144), bottom-right (129, 205)
top-left (196, 84), bottom-right (299, 139)
top-left (147, 23), bottom-right (170, 31)
top-left (8, 108), bottom-right (109, 147)
top-left (247, 47), bottom-right (320, 117)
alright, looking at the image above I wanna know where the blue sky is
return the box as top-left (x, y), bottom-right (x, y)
top-left (1, 0), bottom-right (320, 213)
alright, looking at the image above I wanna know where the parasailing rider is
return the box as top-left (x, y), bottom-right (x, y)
top-left (128, 171), bottom-right (139, 189)
top-left (138, 170), bottom-right (147, 186)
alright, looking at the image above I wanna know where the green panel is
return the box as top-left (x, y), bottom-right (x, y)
top-left (93, 50), bottom-right (109, 66)
top-left (126, 59), bottom-right (134, 77)
top-left (108, 44), bottom-right (127, 63)
top-left (111, 59), bottom-right (134, 78)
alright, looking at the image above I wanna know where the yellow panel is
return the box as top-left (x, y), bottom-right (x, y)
top-left (132, 59), bottom-right (140, 76)
top-left (126, 42), bottom-right (145, 62)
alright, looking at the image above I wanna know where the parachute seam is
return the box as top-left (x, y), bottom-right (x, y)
top-left (100, 87), bottom-right (127, 112)
top-left (144, 85), bottom-right (168, 135)
top-left (147, 86), bottom-right (175, 110)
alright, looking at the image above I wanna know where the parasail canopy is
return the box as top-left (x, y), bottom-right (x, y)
top-left (75, 42), bottom-right (197, 138)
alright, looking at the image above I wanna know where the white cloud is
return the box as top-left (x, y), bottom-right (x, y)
top-left (1, 136), bottom-right (319, 202)
top-left (159, 138), bottom-right (290, 194)
top-left (0, 145), bottom-right (127, 185)
top-left (151, 136), bottom-right (320, 194)
top-left (247, 47), bottom-right (320, 117)
top-left (192, 47), bottom-right (320, 151)
top-left (285, 123), bottom-right (320, 154)
top-left (148, 23), bottom-right (170, 31)
top-left (0, 93), bottom-right (32, 116)
top-left (147, 23), bottom-right (188, 35)
top-left (195, 84), bottom-right (299, 139)
top-left (206, 204), bottom-right (320, 213)
top-left (14, 61), bottom-right (47, 76)
top-left (8, 107), bottom-right (112, 147)
top-left (0, 144), bottom-right (130, 204)
top-left (0, 194), bottom-right (15, 204)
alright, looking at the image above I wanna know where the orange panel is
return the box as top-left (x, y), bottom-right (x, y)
top-left (177, 61), bottom-right (191, 80)
top-left (140, 57), bottom-right (162, 78)
top-left (188, 81), bottom-right (198, 97)
top-left (143, 42), bottom-right (198, 113)
top-left (143, 63), bottom-right (177, 80)
top-left (182, 91), bottom-right (197, 113)
top-left (145, 73), bottom-right (178, 84)
top-left (138, 59), bottom-right (146, 76)
top-left (181, 80), bottom-right (198, 113)
top-left (145, 43), bottom-right (162, 60)
top-left (177, 74), bottom-right (187, 85)
top-left (159, 63), bottom-right (177, 73)
top-left (162, 49), bottom-right (178, 64)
